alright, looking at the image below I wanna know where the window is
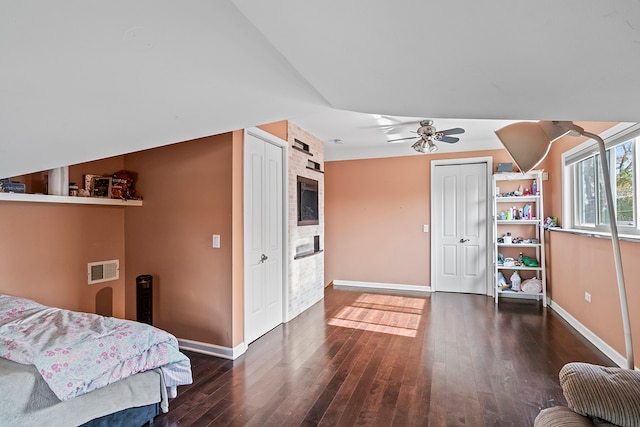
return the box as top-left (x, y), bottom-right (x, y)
top-left (564, 123), bottom-right (640, 235)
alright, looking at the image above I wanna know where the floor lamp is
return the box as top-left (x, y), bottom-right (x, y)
top-left (495, 120), bottom-right (635, 370)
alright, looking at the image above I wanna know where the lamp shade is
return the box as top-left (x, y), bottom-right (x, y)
top-left (495, 122), bottom-right (554, 173)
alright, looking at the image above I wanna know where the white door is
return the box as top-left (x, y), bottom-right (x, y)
top-left (432, 162), bottom-right (488, 294)
top-left (244, 132), bottom-right (284, 344)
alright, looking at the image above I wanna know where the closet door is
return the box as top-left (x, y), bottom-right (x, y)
top-left (432, 162), bottom-right (488, 294)
top-left (245, 132), bottom-right (284, 344)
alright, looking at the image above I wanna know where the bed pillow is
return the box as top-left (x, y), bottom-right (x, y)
top-left (560, 362), bottom-right (640, 427)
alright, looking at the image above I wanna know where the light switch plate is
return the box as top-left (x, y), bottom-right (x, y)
top-left (212, 234), bottom-right (220, 248)
top-left (423, 224), bottom-right (429, 233)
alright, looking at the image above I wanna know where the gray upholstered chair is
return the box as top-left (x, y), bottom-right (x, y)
top-left (535, 362), bottom-right (640, 427)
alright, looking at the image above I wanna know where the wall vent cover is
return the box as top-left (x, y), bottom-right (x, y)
top-left (88, 259), bottom-right (119, 285)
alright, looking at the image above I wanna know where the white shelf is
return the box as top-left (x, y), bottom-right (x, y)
top-left (496, 196), bottom-right (539, 202)
top-left (493, 170), bottom-right (546, 307)
top-left (496, 220), bottom-right (540, 225)
top-left (497, 265), bottom-right (542, 271)
top-left (0, 192), bottom-right (143, 206)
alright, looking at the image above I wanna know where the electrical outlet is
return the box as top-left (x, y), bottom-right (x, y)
top-left (423, 224), bottom-right (429, 233)
top-left (585, 292), bottom-right (591, 302)
top-left (212, 234), bottom-right (220, 248)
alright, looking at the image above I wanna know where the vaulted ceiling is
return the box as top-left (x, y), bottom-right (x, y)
top-left (2, 1), bottom-right (639, 176)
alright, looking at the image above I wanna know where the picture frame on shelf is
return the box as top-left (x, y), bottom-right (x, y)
top-left (92, 177), bottom-right (112, 198)
top-left (84, 174), bottom-right (100, 194)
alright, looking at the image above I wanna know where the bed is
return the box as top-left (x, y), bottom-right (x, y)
top-left (0, 294), bottom-right (192, 426)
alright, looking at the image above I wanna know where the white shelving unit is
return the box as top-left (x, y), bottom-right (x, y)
top-left (492, 171), bottom-right (546, 306)
top-left (0, 192), bottom-right (143, 206)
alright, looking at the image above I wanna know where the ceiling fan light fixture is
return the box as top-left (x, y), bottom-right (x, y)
top-left (427, 139), bottom-right (438, 153)
top-left (411, 139), bottom-right (427, 153)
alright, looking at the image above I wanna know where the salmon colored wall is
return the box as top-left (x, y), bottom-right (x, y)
top-left (325, 149), bottom-right (513, 287)
top-left (0, 157), bottom-right (127, 317)
top-left (547, 231), bottom-right (639, 361)
top-left (124, 133), bottom-right (236, 347)
top-left (258, 121), bottom-right (288, 141)
top-left (230, 130), bottom-right (245, 347)
top-left (539, 121), bottom-right (639, 365)
top-left (0, 203), bottom-right (126, 315)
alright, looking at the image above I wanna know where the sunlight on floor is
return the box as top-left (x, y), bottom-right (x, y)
top-left (327, 293), bottom-right (426, 337)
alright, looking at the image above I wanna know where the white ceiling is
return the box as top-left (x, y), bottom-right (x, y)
top-left (2, 1), bottom-right (639, 176)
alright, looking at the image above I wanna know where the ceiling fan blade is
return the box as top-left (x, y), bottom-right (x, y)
top-left (439, 127), bottom-right (465, 135)
top-left (387, 136), bottom-right (418, 143)
top-left (439, 136), bottom-right (460, 144)
top-left (367, 120), bottom-right (423, 130)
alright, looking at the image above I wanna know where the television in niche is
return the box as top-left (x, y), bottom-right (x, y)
top-left (297, 176), bottom-right (319, 226)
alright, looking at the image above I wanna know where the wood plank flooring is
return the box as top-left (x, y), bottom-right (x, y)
top-left (153, 286), bottom-right (613, 426)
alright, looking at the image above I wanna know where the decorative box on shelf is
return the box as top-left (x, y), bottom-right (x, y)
top-left (0, 179), bottom-right (26, 194)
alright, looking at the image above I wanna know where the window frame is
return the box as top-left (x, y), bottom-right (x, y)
top-left (562, 123), bottom-right (640, 236)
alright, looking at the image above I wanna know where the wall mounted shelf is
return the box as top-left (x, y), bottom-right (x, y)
top-left (306, 160), bottom-right (324, 173)
top-left (294, 249), bottom-right (323, 260)
top-left (0, 192), bottom-right (143, 206)
top-left (292, 138), bottom-right (313, 155)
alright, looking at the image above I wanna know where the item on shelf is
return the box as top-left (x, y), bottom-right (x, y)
top-left (521, 278), bottom-right (542, 294)
top-left (498, 211), bottom-right (506, 220)
top-left (532, 179), bottom-right (538, 196)
top-left (544, 216), bottom-right (558, 229)
top-left (505, 208), bottom-right (511, 220)
top-left (522, 255), bottom-right (539, 267)
top-left (84, 174), bottom-right (101, 194)
top-left (510, 270), bottom-right (521, 291)
top-left (497, 163), bottom-right (513, 173)
top-left (504, 257), bottom-right (515, 267)
top-left (498, 272), bottom-right (508, 289)
top-left (503, 232), bottom-right (512, 244)
top-left (92, 177), bottom-right (112, 198)
top-left (0, 178), bottom-right (26, 193)
top-left (497, 253), bottom-right (504, 265)
top-left (69, 182), bottom-right (79, 196)
top-left (523, 187), bottom-right (530, 196)
top-left (111, 170), bottom-right (136, 200)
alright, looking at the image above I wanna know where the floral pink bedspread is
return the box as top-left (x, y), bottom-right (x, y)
top-left (0, 294), bottom-right (191, 401)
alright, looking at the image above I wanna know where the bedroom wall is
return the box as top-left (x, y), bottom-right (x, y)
top-left (538, 121), bottom-right (639, 366)
top-left (324, 149), bottom-right (513, 288)
top-left (123, 132), bottom-right (240, 348)
top-left (0, 156), bottom-right (128, 316)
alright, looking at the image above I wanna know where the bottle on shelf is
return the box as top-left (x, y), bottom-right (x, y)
top-left (532, 179), bottom-right (538, 196)
top-left (510, 270), bottom-right (521, 291)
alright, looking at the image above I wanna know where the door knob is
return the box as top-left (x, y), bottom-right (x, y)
top-left (459, 238), bottom-right (470, 243)
top-left (260, 254), bottom-right (268, 263)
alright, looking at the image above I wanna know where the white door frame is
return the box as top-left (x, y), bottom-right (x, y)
top-left (430, 156), bottom-right (493, 295)
top-left (243, 127), bottom-right (289, 345)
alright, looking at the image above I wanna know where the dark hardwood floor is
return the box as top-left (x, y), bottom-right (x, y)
top-left (153, 286), bottom-right (613, 426)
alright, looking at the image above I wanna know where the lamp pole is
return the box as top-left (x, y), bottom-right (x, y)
top-left (584, 130), bottom-right (634, 370)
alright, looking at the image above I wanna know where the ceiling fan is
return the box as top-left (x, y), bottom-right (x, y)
top-left (385, 120), bottom-right (465, 153)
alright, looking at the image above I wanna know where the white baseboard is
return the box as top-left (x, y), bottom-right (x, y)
top-left (549, 299), bottom-right (633, 369)
top-left (178, 338), bottom-right (247, 360)
top-left (332, 280), bottom-right (432, 293)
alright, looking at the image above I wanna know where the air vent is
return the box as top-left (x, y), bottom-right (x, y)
top-left (88, 260), bottom-right (119, 285)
